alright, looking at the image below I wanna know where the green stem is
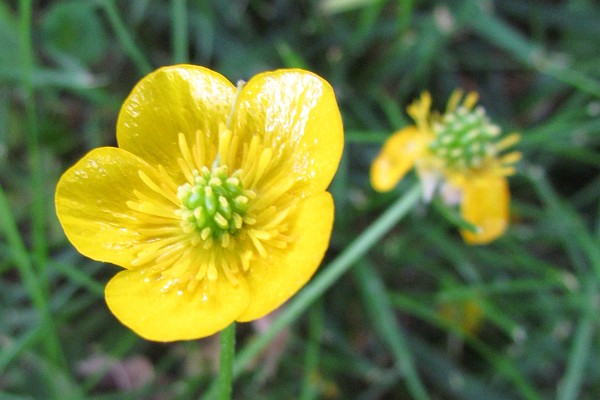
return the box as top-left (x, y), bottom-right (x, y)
top-left (204, 184), bottom-right (422, 398)
top-left (0, 186), bottom-right (64, 370)
top-left (19, 0), bottom-right (47, 274)
top-left (171, 0), bottom-right (188, 63)
top-left (17, 0), bottom-right (64, 371)
top-left (100, 0), bottom-right (152, 75)
top-left (217, 323), bottom-right (236, 400)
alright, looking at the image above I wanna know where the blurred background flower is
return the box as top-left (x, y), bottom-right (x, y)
top-left (370, 90), bottom-right (521, 244)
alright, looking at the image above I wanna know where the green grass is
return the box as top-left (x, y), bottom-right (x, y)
top-left (2, 0), bottom-right (600, 399)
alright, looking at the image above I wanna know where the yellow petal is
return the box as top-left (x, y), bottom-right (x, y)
top-left (370, 126), bottom-right (426, 192)
top-left (232, 69), bottom-right (343, 195)
top-left (105, 268), bottom-right (251, 341)
top-left (236, 192), bottom-right (334, 321)
top-left (460, 174), bottom-right (509, 245)
top-left (117, 65), bottom-right (236, 182)
top-left (55, 147), bottom-right (180, 268)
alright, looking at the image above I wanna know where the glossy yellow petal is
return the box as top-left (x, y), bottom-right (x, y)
top-left (236, 192), bottom-right (334, 321)
top-left (55, 147), bottom-right (180, 268)
top-left (460, 174), bottom-right (509, 245)
top-left (117, 65), bottom-right (236, 182)
top-left (231, 69), bottom-right (343, 196)
top-left (370, 126), bottom-right (426, 192)
top-left (105, 268), bottom-right (251, 341)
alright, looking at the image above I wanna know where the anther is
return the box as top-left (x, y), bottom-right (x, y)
top-left (214, 213), bottom-right (229, 229)
top-left (233, 213), bottom-right (243, 230)
top-left (218, 196), bottom-right (231, 218)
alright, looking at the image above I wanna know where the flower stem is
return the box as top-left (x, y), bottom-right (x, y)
top-left (0, 185), bottom-right (64, 372)
top-left (204, 184), bottom-right (422, 399)
top-left (171, 0), bottom-right (188, 63)
top-left (18, 0), bottom-right (65, 372)
top-left (100, 0), bottom-right (152, 75)
top-left (217, 322), bottom-right (236, 400)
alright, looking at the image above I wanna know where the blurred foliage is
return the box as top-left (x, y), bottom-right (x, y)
top-left (1, 0), bottom-right (600, 399)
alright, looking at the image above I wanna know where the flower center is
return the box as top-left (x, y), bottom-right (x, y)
top-left (429, 106), bottom-right (501, 169)
top-left (177, 165), bottom-right (256, 243)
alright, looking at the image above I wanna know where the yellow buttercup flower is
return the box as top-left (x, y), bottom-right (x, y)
top-left (371, 90), bottom-right (520, 244)
top-left (438, 298), bottom-right (485, 336)
top-left (55, 65), bottom-right (344, 341)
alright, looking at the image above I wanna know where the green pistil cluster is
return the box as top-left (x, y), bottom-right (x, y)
top-left (429, 106), bottom-right (501, 169)
top-left (177, 165), bottom-right (253, 240)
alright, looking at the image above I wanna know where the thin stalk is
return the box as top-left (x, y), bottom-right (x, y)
top-left (217, 323), bottom-right (236, 400)
top-left (204, 184), bottom-right (422, 398)
top-left (171, 0), bottom-right (188, 63)
top-left (100, 0), bottom-right (152, 75)
top-left (0, 186), bottom-right (65, 370)
top-left (17, 0), bottom-right (63, 370)
top-left (19, 0), bottom-right (47, 275)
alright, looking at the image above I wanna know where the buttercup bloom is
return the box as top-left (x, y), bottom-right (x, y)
top-left (438, 298), bottom-right (484, 336)
top-left (371, 90), bottom-right (520, 244)
top-left (56, 65), bottom-right (343, 341)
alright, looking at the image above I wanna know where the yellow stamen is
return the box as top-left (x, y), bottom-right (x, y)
top-left (463, 91), bottom-right (479, 110)
top-left (138, 170), bottom-right (179, 205)
top-left (496, 133), bottom-right (521, 151)
top-left (446, 89), bottom-right (464, 112)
